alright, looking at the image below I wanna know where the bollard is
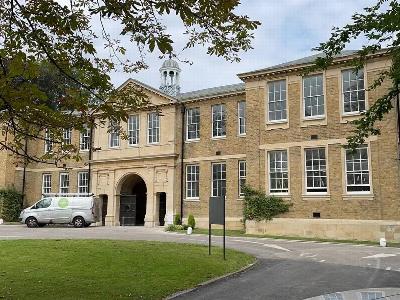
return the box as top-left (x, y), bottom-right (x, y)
top-left (187, 226), bottom-right (192, 235)
top-left (0, 218), bottom-right (3, 225)
top-left (379, 238), bottom-right (387, 247)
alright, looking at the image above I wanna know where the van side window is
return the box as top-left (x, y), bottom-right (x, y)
top-left (35, 198), bottom-right (52, 209)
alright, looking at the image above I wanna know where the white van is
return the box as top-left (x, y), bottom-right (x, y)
top-left (19, 194), bottom-right (99, 228)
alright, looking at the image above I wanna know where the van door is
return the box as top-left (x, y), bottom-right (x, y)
top-left (32, 198), bottom-right (53, 223)
top-left (54, 197), bottom-right (72, 223)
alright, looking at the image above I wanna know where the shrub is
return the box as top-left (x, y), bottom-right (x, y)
top-left (165, 224), bottom-right (184, 232)
top-left (0, 188), bottom-right (23, 222)
top-left (242, 185), bottom-right (291, 222)
top-left (187, 214), bottom-right (196, 229)
top-left (174, 214), bottom-right (182, 225)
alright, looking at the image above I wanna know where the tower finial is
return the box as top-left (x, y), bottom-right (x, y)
top-left (159, 57), bottom-right (181, 96)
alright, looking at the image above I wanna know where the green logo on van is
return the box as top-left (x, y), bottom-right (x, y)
top-left (58, 198), bottom-right (69, 208)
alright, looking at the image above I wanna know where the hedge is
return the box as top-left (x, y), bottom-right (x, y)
top-left (0, 188), bottom-right (23, 222)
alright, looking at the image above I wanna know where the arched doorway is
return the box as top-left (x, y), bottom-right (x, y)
top-left (118, 174), bottom-right (147, 226)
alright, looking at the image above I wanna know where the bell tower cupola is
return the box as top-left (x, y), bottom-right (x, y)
top-left (159, 57), bottom-right (181, 96)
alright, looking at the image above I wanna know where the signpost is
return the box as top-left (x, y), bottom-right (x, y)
top-left (209, 192), bottom-right (226, 260)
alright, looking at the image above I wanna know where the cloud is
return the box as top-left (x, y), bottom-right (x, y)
top-left (100, 0), bottom-right (376, 92)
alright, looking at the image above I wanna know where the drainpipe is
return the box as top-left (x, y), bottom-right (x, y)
top-left (396, 86), bottom-right (400, 159)
top-left (180, 104), bottom-right (186, 221)
top-left (87, 124), bottom-right (93, 195)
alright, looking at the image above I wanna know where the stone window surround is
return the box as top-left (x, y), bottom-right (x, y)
top-left (237, 101), bottom-right (246, 136)
top-left (44, 129), bottom-right (53, 154)
top-left (109, 120), bottom-right (120, 148)
top-left (79, 125), bottom-right (91, 151)
top-left (127, 114), bottom-right (140, 146)
top-left (78, 171), bottom-right (89, 194)
top-left (211, 162), bottom-right (227, 197)
top-left (268, 149), bottom-right (290, 195)
top-left (59, 172), bottom-right (70, 194)
top-left (238, 160), bottom-right (246, 198)
top-left (185, 164), bottom-right (200, 200)
top-left (63, 128), bottom-right (72, 146)
top-left (304, 147), bottom-right (328, 194)
top-left (186, 107), bottom-right (201, 142)
top-left (266, 77), bottom-right (289, 131)
top-left (147, 112), bottom-right (160, 144)
top-left (211, 104), bottom-right (226, 139)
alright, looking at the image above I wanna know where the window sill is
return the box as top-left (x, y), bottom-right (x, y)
top-left (267, 119), bottom-right (287, 125)
top-left (146, 142), bottom-right (160, 146)
top-left (184, 198), bottom-right (200, 202)
top-left (302, 194), bottom-right (331, 201)
top-left (237, 134), bottom-right (246, 138)
top-left (269, 194), bottom-right (292, 201)
top-left (185, 139), bottom-right (200, 144)
top-left (265, 121), bottom-right (289, 131)
top-left (109, 146), bottom-right (120, 149)
top-left (340, 111), bottom-right (365, 123)
top-left (342, 193), bottom-right (374, 201)
top-left (128, 144), bottom-right (140, 148)
top-left (211, 136), bottom-right (226, 141)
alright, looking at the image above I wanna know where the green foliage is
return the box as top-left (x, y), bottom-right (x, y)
top-left (0, 0), bottom-right (259, 164)
top-left (188, 214), bottom-right (196, 229)
top-left (0, 188), bottom-right (23, 222)
top-left (309, 0), bottom-right (400, 150)
top-left (242, 185), bottom-right (291, 222)
top-left (165, 224), bottom-right (184, 232)
top-left (174, 214), bottom-right (182, 225)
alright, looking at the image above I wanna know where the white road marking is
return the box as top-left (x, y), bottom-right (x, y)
top-left (386, 267), bottom-right (392, 271)
top-left (362, 253), bottom-right (397, 259)
top-left (300, 241), bottom-right (316, 244)
top-left (319, 260), bottom-right (326, 262)
top-left (287, 240), bottom-right (302, 243)
top-left (232, 239), bottom-right (291, 252)
top-left (300, 253), bottom-right (313, 257)
top-left (320, 242), bottom-right (332, 245)
top-left (304, 254), bottom-right (318, 258)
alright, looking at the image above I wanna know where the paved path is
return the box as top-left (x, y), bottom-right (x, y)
top-left (1, 225), bottom-right (400, 299)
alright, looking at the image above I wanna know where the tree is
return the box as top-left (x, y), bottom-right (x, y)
top-left (311, 0), bottom-right (399, 150)
top-left (0, 0), bottom-right (260, 165)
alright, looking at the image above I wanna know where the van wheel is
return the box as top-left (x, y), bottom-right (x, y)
top-left (73, 216), bottom-right (85, 228)
top-left (26, 217), bottom-right (38, 228)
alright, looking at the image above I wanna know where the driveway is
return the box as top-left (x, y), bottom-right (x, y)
top-left (1, 225), bottom-right (400, 299)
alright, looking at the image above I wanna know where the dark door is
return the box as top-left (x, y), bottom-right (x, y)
top-left (159, 193), bottom-right (166, 226)
top-left (119, 195), bottom-right (136, 226)
top-left (101, 195), bottom-right (108, 226)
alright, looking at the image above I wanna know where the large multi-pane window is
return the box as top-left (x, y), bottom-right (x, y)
top-left (44, 129), bottom-right (53, 153)
top-left (128, 115), bottom-right (140, 145)
top-left (269, 150), bottom-right (289, 194)
top-left (212, 104), bottom-right (226, 138)
top-left (186, 165), bottom-right (199, 199)
top-left (303, 74), bottom-right (324, 117)
top-left (186, 108), bottom-right (200, 141)
top-left (147, 112), bottom-right (160, 144)
top-left (212, 163), bottom-right (226, 197)
top-left (109, 120), bottom-right (120, 148)
top-left (345, 146), bottom-right (370, 193)
top-left (59, 173), bottom-right (70, 194)
top-left (42, 174), bottom-right (52, 195)
top-left (238, 161), bottom-right (246, 197)
top-left (80, 126), bottom-right (91, 151)
top-left (63, 128), bottom-right (72, 145)
top-left (268, 80), bottom-right (287, 122)
top-left (238, 101), bottom-right (246, 135)
top-left (305, 148), bottom-right (327, 193)
top-left (342, 68), bottom-right (366, 114)
top-left (78, 172), bottom-right (89, 194)
top-left (360, 292), bottom-right (383, 300)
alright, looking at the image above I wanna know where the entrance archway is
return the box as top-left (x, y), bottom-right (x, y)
top-left (118, 174), bottom-right (147, 226)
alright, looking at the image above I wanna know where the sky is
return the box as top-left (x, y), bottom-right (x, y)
top-left (102, 0), bottom-right (376, 93)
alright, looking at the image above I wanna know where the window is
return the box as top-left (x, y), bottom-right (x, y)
top-left (186, 165), bottom-right (199, 199)
top-left (42, 174), bottom-right (52, 195)
top-left (44, 129), bottom-right (53, 153)
top-left (186, 108), bottom-right (200, 141)
top-left (238, 161), bottom-right (246, 197)
top-left (269, 150), bottom-right (289, 194)
top-left (212, 163), bottom-right (226, 197)
top-left (109, 120), bottom-right (120, 148)
top-left (78, 172), bottom-right (89, 194)
top-left (268, 80), bottom-right (287, 122)
top-left (80, 126), bottom-right (91, 151)
top-left (238, 101), bottom-right (246, 135)
top-left (59, 173), bottom-right (70, 195)
top-left (360, 292), bottom-right (384, 300)
top-left (303, 74), bottom-right (324, 118)
top-left (305, 148), bottom-right (327, 193)
top-left (212, 104), bottom-right (226, 138)
top-left (147, 112), bottom-right (160, 144)
top-left (128, 115), bottom-right (140, 145)
top-left (342, 68), bottom-right (365, 114)
top-left (35, 198), bottom-right (52, 209)
top-left (323, 293), bottom-right (344, 300)
top-left (345, 146), bottom-right (370, 193)
top-left (63, 128), bottom-right (72, 145)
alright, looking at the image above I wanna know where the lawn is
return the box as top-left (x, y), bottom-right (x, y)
top-left (0, 240), bottom-right (254, 300)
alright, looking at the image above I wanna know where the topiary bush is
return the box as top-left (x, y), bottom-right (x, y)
top-left (0, 188), bottom-right (23, 222)
top-left (187, 214), bottom-right (196, 229)
top-left (242, 185), bottom-right (291, 222)
top-left (174, 214), bottom-right (182, 225)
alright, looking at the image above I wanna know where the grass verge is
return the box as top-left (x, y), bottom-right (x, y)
top-left (169, 228), bottom-right (400, 248)
top-left (0, 240), bottom-right (254, 300)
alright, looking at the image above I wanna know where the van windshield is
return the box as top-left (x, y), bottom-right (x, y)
top-left (35, 198), bottom-right (52, 209)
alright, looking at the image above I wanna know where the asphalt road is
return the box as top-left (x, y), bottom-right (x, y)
top-left (1, 225), bottom-right (400, 299)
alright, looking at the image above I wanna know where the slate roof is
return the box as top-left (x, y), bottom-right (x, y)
top-left (178, 83), bottom-right (245, 102)
top-left (238, 50), bottom-right (358, 77)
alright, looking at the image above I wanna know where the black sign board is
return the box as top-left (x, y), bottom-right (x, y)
top-left (208, 195), bottom-right (226, 260)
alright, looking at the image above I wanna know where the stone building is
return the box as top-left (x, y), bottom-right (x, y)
top-left (2, 51), bottom-right (400, 239)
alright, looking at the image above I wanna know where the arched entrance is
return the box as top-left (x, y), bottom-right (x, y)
top-left (118, 174), bottom-right (147, 226)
